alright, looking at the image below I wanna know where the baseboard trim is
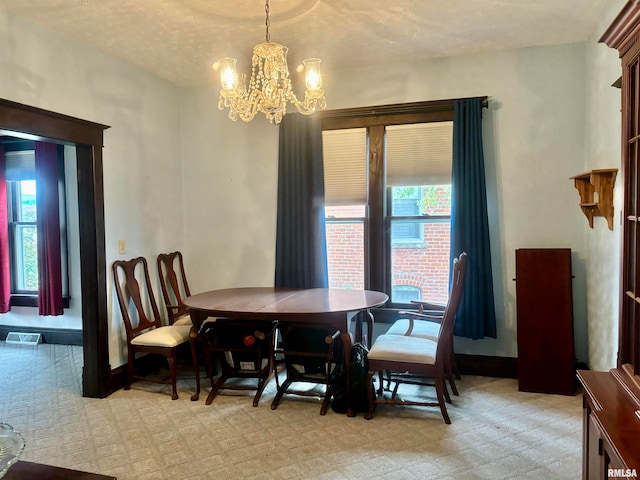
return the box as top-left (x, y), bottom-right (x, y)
top-left (456, 353), bottom-right (518, 378)
top-left (0, 325), bottom-right (82, 346)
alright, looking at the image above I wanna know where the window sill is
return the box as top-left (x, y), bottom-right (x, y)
top-left (391, 241), bottom-right (426, 249)
top-left (10, 295), bottom-right (70, 309)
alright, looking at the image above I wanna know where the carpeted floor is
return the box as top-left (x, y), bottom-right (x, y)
top-left (0, 342), bottom-right (583, 479)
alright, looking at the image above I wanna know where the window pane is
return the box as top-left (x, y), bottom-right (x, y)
top-left (390, 219), bottom-right (450, 304)
top-left (14, 224), bottom-right (38, 291)
top-left (326, 205), bottom-right (365, 290)
top-left (391, 187), bottom-right (422, 241)
top-left (391, 185), bottom-right (451, 217)
top-left (392, 285), bottom-right (421, 303)
top-left (17, 180), bottom-right (37, 222)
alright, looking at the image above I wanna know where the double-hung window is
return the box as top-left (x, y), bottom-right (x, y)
top-left (5, 150), bottom-right (38, 295)
top-left (4, 145), bottom-right (69, 306)
top-left (322, 101), bottom-right (454, 308)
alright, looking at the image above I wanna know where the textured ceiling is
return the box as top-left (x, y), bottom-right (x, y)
top-left (0, 0), bottom-right (616, 86)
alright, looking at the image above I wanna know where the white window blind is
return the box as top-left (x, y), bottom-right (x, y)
top-left (386, 122), bottom-right (453, 186)
top-left (322, 128), bottom-right (367, 206)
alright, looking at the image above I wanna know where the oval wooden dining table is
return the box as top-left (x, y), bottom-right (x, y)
top-left (184, 287), bottom-right (389, 414)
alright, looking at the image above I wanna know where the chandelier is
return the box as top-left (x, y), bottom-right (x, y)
top-left (216, 0), bottom-right (327, 124)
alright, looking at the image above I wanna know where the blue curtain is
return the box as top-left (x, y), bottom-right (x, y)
top-left (274, 113), bottom-right (328, 288)
top-left (450, 98), bottom-right (497, 339)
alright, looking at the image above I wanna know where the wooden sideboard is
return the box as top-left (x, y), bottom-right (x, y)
top-left (577, 371), bottom-right (640, 479)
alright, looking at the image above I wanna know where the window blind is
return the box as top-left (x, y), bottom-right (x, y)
top-left (322, 121), bottom-right (453, 206)
top-left (322, 128), bottom-right (367, 206)
top-left (387, 121), bottom-right (453, 186)
top-left (4, 150), bottom-right (35, 181)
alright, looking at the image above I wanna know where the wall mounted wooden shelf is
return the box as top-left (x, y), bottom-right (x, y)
top-left (570, 169), bottom-right (618, 231)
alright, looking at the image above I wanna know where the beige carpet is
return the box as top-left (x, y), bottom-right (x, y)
top-left (0, 342), bottom-right (583, 480)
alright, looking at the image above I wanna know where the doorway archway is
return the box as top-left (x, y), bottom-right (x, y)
top-left (0, 98), bottom-right (111, 397)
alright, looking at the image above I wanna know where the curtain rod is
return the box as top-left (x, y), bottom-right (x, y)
top-left (320, 96), bottom-right (489, 120)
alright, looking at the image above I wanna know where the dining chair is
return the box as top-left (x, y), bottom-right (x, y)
top-left (156, 251), bottom-right (192, 327)
top-left (365, 252), bottom-right (466, 423)
top-left (157, 250), bottom-right (223, 400)
top-left (203, 320), bottom-right (278, 406)
top-left (385, 252), bottom-right (468, 396)
top-left (112, 257), bottom-right (192, 400)
top-left (270, 323), bottom-right (342, 415)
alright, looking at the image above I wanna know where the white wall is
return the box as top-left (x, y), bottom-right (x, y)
top-left (0, 9), bottom-right (185, 367)
top-left (583, 0), bottom-right (627, 371)
top-left (179, 86), bottom-right (279, 293)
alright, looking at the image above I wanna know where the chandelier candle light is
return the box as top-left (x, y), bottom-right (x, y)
top-left (216, 0), bottom-right (327, 124)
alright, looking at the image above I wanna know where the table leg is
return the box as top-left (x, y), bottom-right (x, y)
top-left (345, 310), bottom-right (375, 416)
top-left (189, 310), bottom-right (209, 402)
top-left (353, 310), bottom-right (374, 348)
top-left (189, 325), bottom-right (200, 401)
top-left (340, 331), bottom-right (356, 417)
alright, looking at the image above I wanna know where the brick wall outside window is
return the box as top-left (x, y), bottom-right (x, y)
top-left (326, 193), bottom-right (451, 303)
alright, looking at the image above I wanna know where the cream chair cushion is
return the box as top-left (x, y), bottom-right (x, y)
top-left (173, 315), bottom-right (220, 328)
top-left (367, 334), bottom-right (437, 365)
top-left (131, 325), bottom-right (191, 347)
top-left (386, 319), bottom-right (441, 341)
top-left (172, 314), bottom-right (192, 326)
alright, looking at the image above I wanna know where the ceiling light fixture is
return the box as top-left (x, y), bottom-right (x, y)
top-left (215, 0), bottom-right (326, 124)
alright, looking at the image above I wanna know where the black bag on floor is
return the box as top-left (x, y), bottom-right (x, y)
top-left (330, 342), bottom-right (373, 414)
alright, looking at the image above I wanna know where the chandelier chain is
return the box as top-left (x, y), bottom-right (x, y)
top-left (265, 0), bottom-right (270, 42)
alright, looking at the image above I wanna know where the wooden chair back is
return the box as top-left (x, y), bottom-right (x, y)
top-left (271, 323), bottom-right (342, 415)
top-left (435, 252), bottom-right (467, 366)
top-left (112, 257), bottom-right (162, 342)
top-left (156, 251), bottom-right (191, 325)
top-left (203, 320), bottom-right (278, 407)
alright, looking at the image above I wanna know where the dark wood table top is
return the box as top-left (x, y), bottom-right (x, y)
top-left (5, 461), bottom-right (116, 480)
top-left (184, 287), bottom-right (388, 321)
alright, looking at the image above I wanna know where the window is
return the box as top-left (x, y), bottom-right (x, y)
top-left (390, 188), bottom-right (422, 243)
top-left (8, 179), bottom-right (38, 292)
top-left (3, 145), bottom-right (69, 306)
top-left (322, 101), bottom-right (454, 307)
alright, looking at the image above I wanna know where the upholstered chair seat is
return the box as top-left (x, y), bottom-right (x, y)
top-left (130, 325), bottom-right (191, 347)
top-left (368, 334), bottom-right (437, 364)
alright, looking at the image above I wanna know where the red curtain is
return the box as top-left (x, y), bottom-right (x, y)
top-left (35, 142), bottom-right (63, 316)
top-left (0, 145), bottom-right (10, 313)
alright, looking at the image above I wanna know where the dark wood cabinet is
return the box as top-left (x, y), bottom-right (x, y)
top-left (515, 248), bottom-right (575, 395)
top-left (577, 370), bottom-right (639, 480)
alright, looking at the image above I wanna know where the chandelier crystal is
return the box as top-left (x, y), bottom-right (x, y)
top-left (216, 0), bottom-right (327, 124)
